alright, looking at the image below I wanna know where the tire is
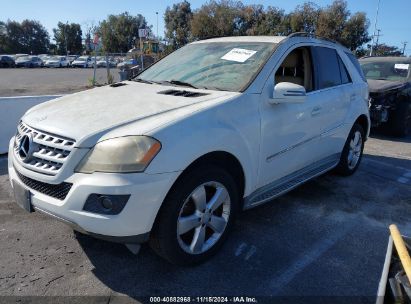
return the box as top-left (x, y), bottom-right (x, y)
top-left (387, 101), bottom-right (411, 137)
top-left (335, 123), bottom-right (365, 176)
top-left (150, 165), bottom-right (240, 265)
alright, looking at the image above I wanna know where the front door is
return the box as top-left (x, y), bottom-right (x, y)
top-left (258, 46), bottom-right (326, 189)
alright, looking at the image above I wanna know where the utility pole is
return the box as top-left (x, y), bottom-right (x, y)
top-left (401, 42), bottom-right (408, 55)
top-left (156, 12), bottom-right (159, 40)
top-left (374, 29), bottom-right (382, 55)
top-left (370, 0), bottom-right (381, 56)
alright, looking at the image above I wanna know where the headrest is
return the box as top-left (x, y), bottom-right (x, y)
top-left (281, 52), bottom-right (299, 68)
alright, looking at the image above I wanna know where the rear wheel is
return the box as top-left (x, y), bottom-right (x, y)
top-left (387, 101), bottom-right (411, 137)
top-left (335, 123), bottom-right (365, 176)
top-left (150, 165), bottom-right (239, 265)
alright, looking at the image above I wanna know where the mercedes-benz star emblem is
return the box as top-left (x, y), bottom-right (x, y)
top-left (18, 134), bottom-right (34, 162)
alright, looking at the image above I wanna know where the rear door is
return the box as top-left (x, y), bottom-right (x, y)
top-left (310, 46), bottom-right (351, 158)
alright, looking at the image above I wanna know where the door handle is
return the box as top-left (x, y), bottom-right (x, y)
top-left (350, 94), bottom-right (356, 101)
top-left (311, 106), bottom-right (322, 116)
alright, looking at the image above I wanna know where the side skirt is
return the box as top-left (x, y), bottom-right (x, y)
top-left (243, 153), bottom-right (341, 210)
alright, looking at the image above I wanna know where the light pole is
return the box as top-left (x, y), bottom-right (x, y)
top-left (370, 0), bottom-right (381, 56)
top-left (156, 12), bottom-right (159, 41)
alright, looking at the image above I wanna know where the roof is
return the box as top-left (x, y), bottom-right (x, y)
top-left (191, 36), bottom-right (287, 44)
top-left (359, 56), bottom-right (411, 63)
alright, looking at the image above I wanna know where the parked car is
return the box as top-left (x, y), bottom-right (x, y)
top-left (8, 34), bottom-right (370, 265)
top-left (0, 55), bottom-right (15, 68)
top-left (44, 56), bottom-right (69, 68)
top-left (96, 57), bottom-right (117, 68)
top-left (71, 56), bottom-right (93, 68)
top-left (360, 56), bottom-right (411, 137)
top-left (117, 58), bottom-right (138, 70)
top-left (67, 55), bottom-right (79, 66)
top-left (15, 56), bottom-right (43, 68)
top-left (13, 54), bottom-right (29, 60)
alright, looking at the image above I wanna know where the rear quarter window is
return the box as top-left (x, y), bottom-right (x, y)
top-left (345, 52), bottom-right (366, 82)
top-left (337, 55), bottom-right (351, 84)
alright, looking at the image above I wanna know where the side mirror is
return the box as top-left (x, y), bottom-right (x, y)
top-left (270, 82), bottom-right (306, 104)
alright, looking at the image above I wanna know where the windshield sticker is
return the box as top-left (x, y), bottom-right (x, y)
top-left (221, 48), bottom-right (257, 63)
top-left (395, 63), bottom-right (409, 70)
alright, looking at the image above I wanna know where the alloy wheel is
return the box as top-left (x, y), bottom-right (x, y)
top-left (177, 181), bottom-right (231, 255)
top-left (347, 130), bottom-right (362, 170)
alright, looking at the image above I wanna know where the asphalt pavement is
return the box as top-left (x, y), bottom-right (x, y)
top-left (0, 132), bottom-right (410, 303)
top-left (0, 68), bottom-right (120, 97)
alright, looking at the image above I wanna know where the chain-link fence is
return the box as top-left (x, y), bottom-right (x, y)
top-left (87, 51), bottom-right (161, 85)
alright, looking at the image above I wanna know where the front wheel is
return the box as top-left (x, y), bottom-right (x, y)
top-left (335, 123), bottom-right (365, 176)
top-left (150, 165), bottom-right (239, 265)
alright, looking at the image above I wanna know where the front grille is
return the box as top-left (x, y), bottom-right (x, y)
top-left (15, 169), bottom-right (72, 200)
top-left (14, 121), bottom-right (76, 175)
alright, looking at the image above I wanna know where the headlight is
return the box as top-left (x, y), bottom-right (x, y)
top-left (75, 136), bottom-right (161, 173)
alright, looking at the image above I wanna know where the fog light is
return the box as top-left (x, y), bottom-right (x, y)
top-left (83, 194), bottom-right (130, 215)
top-left (100, 196), bottom-right (113, 210)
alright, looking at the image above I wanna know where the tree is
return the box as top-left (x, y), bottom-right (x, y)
top-left (164, 1), bottom-right (193, 48)
top-left (53, 22), bottom-right (82, 55)
top-left (256, 6), bottom-right (288, 35)
top-left (373, 44), bottom-right (403, 56)
top-left (83, 20), bottom-right (98, 53)
top-left (98, 12), bottom-right (148, 53)
top-left (162, 0), bottom-right (371, 53)
top-left (191, 0), bottom-right (243, 40)
top-left (20, 20), bottom-right (50, 54)
top-left (316, 0), bottom-right (350, 41)
top-left (289, 2), bottom-right (320, 33)
top-left (1, 19), bottom-right (49, 54)
top-left (341, 12), bottom-right (371, 51)
top-left (316, 0), bottom-right (370, 51)
top-left (0, 21), bottom-right (7, 53)
top-left (237, 4), bottom-right (265, 35)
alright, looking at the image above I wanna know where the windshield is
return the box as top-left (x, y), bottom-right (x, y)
top-left (360, 60), bottom-right (410, 81)
top-left (138, 42), bottom-right (276, 91)
top-left (76, 57), bottom-right (88, 61)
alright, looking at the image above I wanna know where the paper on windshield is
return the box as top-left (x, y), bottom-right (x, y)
top-left (394, 63), bottom-right (409, 70)
top-left (221, 48), bottom-right (257, 63)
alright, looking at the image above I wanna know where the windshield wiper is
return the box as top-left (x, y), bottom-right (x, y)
top-left (162, 80), bottom-right (198, 89)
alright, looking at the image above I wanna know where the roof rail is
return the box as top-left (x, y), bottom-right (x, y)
top-left (287, 31), bottom-right (343, 46)
top-left (287, 32), bottom-right (314, 38)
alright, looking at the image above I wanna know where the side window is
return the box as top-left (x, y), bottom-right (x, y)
top-left (312, 47), bottom-right (341, 89)
top-left (345, 52), bottom-right (366, 82)
top-left (337, 55), bottom-right (351, 84)
top-left (275, 47), bottom-right (314, 92)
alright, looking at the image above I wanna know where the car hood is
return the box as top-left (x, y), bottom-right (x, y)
top-left (367, 79), bottom-right (407, 93)
top-left (22, 81), bottom-right (239, 147)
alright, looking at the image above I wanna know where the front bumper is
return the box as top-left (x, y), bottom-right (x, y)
top-left (45, 63), bottom-right (60, 67)
top-left (15, 62), bottom-right (29, 67)
top-left (8, 137), bottom-right (181, 243)
top-left (71, 63), bottom-right (86, 67)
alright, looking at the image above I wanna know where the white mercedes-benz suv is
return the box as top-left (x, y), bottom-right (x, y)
top-left (8, 34), bottom-right (370, 265)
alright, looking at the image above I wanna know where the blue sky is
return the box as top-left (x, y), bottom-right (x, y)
top-left (1, 0), bottom-right (410, 54)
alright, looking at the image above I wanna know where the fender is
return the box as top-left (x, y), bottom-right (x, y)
top-left (146, 93), bottom-right (261, 197)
